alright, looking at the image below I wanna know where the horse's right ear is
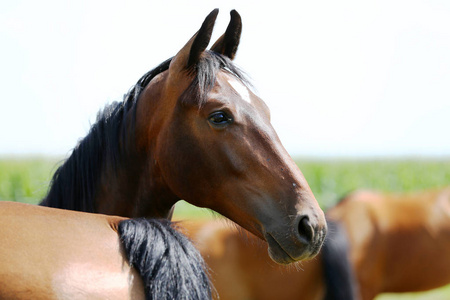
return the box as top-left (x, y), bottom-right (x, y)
top-left (210, 10), bottom-right (242, 60)
top-left (169, 9), bottom-right (219, 74)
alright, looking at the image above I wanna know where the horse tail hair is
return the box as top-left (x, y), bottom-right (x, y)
top-left (118, 218), bottom-right (212, 300)
top-left (322, 220), bottom-right (359, 300)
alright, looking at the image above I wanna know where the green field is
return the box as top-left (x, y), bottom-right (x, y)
top-left (0, 156), bottom-right (449, 299)
top-left (3, 157), bottom-right (450, 209)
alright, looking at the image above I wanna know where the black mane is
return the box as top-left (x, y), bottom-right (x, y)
top-left (322, 220), bottom-right (359, 300)
top-left (40, 53), bottom-right (247, 212)
top-left (118, 218), bottom-right (213, 299)
top-left (40, 58), bottom-right (172, 211)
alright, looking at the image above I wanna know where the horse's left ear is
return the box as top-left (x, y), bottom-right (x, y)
top-left (210, 10), bottom-right (242, 60)
top-left (170, 9), bottom-right (218, 73)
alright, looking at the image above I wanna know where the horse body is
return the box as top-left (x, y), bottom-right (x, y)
top-left (180, 219), bottom-right (325, 300)
top-left (181, 187), bottom-right (450, 300)
top-left (0, 202), bottom-right (143, 300)
top-left (0, 202), bottom-right (212, 300)
top-left (327, 188), bottom-right (450, 299)
top-left (40, 9), bottom-right (326, 264)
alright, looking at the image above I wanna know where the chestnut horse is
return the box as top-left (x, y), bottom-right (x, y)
top-left (328, 188), bottom-right (450, 299)
top-left (0, 201), bottom-right (211, 299)
top-left (181, 187), bottom-right (450, 300)
top-left (39, 9), bottom-right (326, 264)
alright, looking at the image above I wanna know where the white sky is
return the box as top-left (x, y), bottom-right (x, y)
top-left (1, 0), bottom-right (450, 157)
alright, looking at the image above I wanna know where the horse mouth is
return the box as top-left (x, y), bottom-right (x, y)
top-left (264, 230), bottom-right (322, 265)
top-left (264, 233), bottom-right (299, 264)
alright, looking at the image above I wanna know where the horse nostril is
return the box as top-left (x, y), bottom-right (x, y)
top-left (297, 215), bottom-right (314, 243)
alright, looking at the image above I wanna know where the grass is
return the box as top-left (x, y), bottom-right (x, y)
top-left (1, 156), bottom-right (449, 299)
top-left (175, 158), bottom-right (450, 219)
top-left (376, 285), bottom-right (450, 300)
top-left (296, 158), bottom-right (450, 209)
top-left (4, 157), bottom-right (449, 209)
top-left (0, 157), bottom-right (60, 204)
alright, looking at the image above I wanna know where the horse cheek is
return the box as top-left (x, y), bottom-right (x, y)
top-left (157, 125), bottom-right (214, 206)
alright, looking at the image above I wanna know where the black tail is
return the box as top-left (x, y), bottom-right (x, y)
top-left (322, 220), bottom-right (359, 300)
top-left (118, 218), bottom-right (212, 300)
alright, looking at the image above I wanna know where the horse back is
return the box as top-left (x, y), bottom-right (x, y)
top-left (0, 201), bottom-right (143, 300)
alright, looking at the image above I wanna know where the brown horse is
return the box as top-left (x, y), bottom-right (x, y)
top-left (180, 187), bottom-right (450, 300)
top-left (0, 201), bottom-right (212, 299)
top-left (328, 188), bottom-right (450, 299)
top-left (40, 9), bottom-right (326, 264)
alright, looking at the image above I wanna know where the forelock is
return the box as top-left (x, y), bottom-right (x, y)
top-left (181, 51), bottom-right (249, 107)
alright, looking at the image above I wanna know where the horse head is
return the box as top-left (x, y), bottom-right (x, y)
top-left (135, 9), bottom-right (327, 264)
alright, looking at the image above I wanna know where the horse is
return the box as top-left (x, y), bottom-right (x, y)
top-left (328, 188), bottom-right (450, 299)
top-left (39, 9), bottom-right (327, 264)
top-left (0, 201), bottom-right (212, 300)
top-left (179, 218), bottom-right (331, 300)
top-left (180, 187), bottom-right (450, 300)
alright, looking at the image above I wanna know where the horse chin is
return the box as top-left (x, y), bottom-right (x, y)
top-left (264, 232), bottom-right (318, 265)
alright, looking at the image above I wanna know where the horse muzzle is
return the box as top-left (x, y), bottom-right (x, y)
top-left (264, 214), bottom-right (327, 264)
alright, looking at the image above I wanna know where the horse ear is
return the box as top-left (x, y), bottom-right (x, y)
top-left (170, 9), bottom-right (218, 73)
top-left (210, 10), bottom-right (242, 60)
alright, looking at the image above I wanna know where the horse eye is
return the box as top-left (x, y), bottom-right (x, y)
top-left (208, 112), bottom-right (232, 127)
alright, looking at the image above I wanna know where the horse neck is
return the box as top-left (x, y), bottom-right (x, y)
top-left (96, 156), bottom-right (178, 218)
top-left (42, 102), bottom-right (177, 219)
